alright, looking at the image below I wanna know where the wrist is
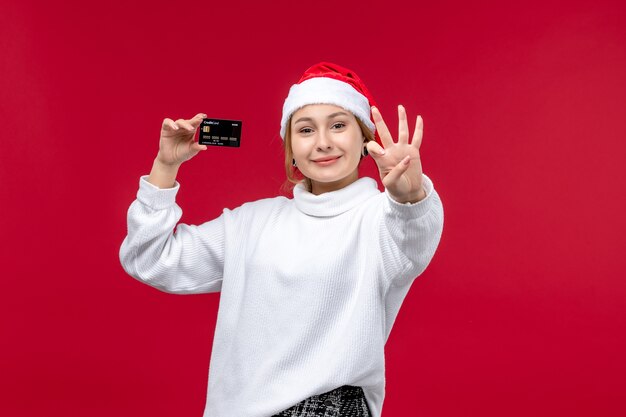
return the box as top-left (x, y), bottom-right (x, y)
top-left (148, 157), bottom-right (181, 189)
top-left (155, 152), bottom-right (182, 169)
top-left (389, 186), bottom-right (427, 204)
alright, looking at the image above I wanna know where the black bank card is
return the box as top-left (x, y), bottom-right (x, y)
top-left (199, 118), bottom-right (242, 147)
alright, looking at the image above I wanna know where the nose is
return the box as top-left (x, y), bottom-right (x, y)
top-left (315, 130), bottom-right (332, 151)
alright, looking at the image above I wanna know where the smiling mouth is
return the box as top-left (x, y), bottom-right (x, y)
top-left (312, 156), bottom-right (341, 163)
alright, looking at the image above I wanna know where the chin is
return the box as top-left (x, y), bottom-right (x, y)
top-left (308, 171), bottom-right (347, 183)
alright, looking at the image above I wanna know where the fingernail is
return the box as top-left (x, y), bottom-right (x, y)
top-left (379, 149), bottom-right (386, 155)
top-left (403, 155), bottom-right (410, 165)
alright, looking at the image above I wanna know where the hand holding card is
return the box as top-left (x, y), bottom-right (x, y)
top-left (156, 113), bottom-right (208, 167)
top-left (148, 114), bottom-right (243, 188)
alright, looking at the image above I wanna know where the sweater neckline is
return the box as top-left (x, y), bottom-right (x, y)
top-left (293, 177), bottom-right (380, 217)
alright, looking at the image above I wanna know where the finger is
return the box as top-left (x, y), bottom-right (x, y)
top-left (371, 106), bottom-right (394, 148)
top-left (383, 155), bottom-right (411, 187)
top-left (191, 142), bottom-right (207, 152)
top-left (411, 115), bottom-right (424, 149)
top-left (162, 118), bottom-right (179, 131)
top-left (398, 105), bottom-right (409, 145)
top-left (365, 140), bottom-right (387, 166)
top-left (366, 140), bottom-right (386, 157)
top-left (189, 113), bottom-right (207, 128)
top-left (176, 119), bottom-right (196, 132)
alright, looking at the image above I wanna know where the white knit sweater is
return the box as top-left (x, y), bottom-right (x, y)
top-left (119, 174), bottom-right (444, 417)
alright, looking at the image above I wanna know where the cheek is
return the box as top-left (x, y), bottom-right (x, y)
top-left (291, 138), bottom-right (312, 158)
top-left (341, 136), bottom-right (363, 157)
top-left (291, 143), bottom-right (304, 159)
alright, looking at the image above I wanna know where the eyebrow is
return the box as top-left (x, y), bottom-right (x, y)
top-left (293, 111), bottom-right (350, 125)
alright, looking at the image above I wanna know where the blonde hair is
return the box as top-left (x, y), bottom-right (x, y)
top-left (282, 115), bottom-right (375, 193)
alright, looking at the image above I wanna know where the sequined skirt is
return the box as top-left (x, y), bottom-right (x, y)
top-left (272, 385), bottom-right (371, 417)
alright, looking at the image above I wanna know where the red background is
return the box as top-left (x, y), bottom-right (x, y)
top-left (1, 0), bottom-right (625, 416)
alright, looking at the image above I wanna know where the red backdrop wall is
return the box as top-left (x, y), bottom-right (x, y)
top-left (1, 0), bottom-right (625, 416)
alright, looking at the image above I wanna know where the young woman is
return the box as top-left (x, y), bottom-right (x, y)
top-left (120, 62), bottom-right (444, 417)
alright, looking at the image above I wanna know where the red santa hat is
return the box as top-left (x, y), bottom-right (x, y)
top-left (280, 62), bottom-right (379, 143)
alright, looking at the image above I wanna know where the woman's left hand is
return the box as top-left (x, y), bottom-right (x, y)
top-left (367, 105), bottom-right (427, 204)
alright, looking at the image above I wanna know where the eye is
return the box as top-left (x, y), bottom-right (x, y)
top-left (299, 127), bottom-right (314, 134)
top-left (331, 122), bottom-right (346, 129)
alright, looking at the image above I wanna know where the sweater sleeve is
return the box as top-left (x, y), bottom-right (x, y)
top-left (119, 176), bottom-right (224, 294)
top-left (379, 173), bottom-right (444, 286)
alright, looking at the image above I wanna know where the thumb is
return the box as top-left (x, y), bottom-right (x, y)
top-left (192, 142), bottom-right (208, 152)
top-left (382, 155), bottom-right (411, 188)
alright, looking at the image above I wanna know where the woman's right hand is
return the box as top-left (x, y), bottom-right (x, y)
top-left (156, 113), bottom-right (208, 166)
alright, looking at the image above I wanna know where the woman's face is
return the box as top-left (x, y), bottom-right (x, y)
top-left (290, 104), bottom-right (364, 195)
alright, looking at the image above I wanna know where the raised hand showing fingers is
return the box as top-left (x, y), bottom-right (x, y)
top-left (157, 113), bottom-right (208, 166)
top-left (370, 105), bottom-right (426, 203)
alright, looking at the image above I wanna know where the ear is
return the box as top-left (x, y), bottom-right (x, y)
top-left (361, 143), bottom-right (369, 158)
